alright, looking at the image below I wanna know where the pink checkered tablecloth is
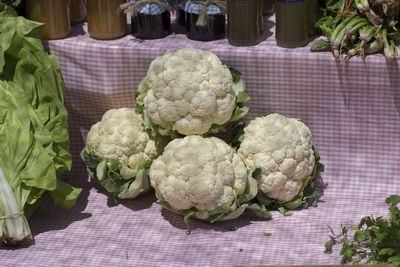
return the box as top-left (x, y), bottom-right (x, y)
top-left (1, 16), bottom-right (400, 266)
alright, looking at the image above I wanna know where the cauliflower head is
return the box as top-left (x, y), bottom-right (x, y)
top-left (136, 48), bottom-right (249, 137)
top-left (149, 135), bottom-right (258, 225)
top-left (81, 108), bottom-right (160, 199)
top-left (237, 113), bottom-right (322, 206)
top-left (86, 108), bottom-right (158, 169)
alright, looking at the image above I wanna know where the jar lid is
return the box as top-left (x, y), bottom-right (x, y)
top-left (128, 0), bottom-right (172, 15)
top-left (184, 1), bottom-right (225, 15)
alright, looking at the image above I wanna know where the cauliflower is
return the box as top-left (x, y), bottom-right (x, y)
top-left (149, 135), bottom-right (259, 230)
top-left (234, 113), bottom-right (324, 214)
top-left (81, 108), bottom-right (162, 199)
top-left (135, 48), bottom-right (249, 137)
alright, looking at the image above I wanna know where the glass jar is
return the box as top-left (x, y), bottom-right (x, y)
top-left (185, 1), bottom-right (226, 41)
top-left (275, 0), bottom-right (308, 48)
top-left (262, 0), bottom-right (274, 16)
top-left (70, 0), bottom-right (87, 25)
top-left (87, 0), bottom-right (127, 40)
top-left (176, 0), bottom-right (186, 28)
top-left (131, 11), bottom-right (171, 39)
top-left (25, 0), bottom-right (70, 40)
top-left (307, 0), bottom-right (320, 37)
top-left (186, 13), bottom-right (225, 41)
top-left (227, 0), bottom-right (263, 46)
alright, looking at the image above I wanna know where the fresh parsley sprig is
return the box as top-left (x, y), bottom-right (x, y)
top-left (325, 195), bottom-right (400, 266)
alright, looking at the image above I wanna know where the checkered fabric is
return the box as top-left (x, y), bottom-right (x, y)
top-left (184, 0), bottom-right (224, 15)
top-left (1, 15), bottom-right (400, 267)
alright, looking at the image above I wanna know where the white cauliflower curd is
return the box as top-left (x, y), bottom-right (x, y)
top-left (236, 113), bottom-right (324, 211)
top-left (136, 48), bottom-right (249, 137)
top-left (149, 135), bottom-right (258, 226)
top-left (81, 108), bottom-right (161, 199)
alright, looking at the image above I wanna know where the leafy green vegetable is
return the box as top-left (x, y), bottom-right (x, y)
top-left (313, 0), bottom-right (400, 61)
top-left (325, 195), bottom-right (400, 266)
top-left (0, 3), bottom-right (81, 245)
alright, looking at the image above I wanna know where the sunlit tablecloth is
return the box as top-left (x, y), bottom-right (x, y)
top-left (1, 17), bottom-right (400, 266)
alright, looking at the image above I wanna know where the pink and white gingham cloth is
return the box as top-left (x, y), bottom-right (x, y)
top-left (1, 16), bottom-right (400, 266)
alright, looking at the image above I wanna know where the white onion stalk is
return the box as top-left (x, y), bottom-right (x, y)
top-left (0, 166), bottom-right (31, 245)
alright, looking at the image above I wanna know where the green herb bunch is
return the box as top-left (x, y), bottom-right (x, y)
top-left (311, 0), bottom-right (400, 62)
top-left (325, 195), bottom-right (400, 266)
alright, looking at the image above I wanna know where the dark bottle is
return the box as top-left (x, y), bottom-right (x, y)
top-left (307, 0), bottom-right (320, 37)
top-left (131, 11), bottom-right (171, 39)
top-left (227, 0), bottom-right (263, 46)
top-left (262, 0), bottom-right (274, 16)
top-left (176, 0), bottom-right (186, 28)
top-left (184, 0), bottom-right (226, 42)
top-left (70, 0), bottom-right (87, 25)
top-left (275, 0), bottom-right (308, 48)
top-left (186, 13), bottom-right (225, 41)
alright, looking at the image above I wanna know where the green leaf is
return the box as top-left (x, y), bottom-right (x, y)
top-left (277, 206), bottom-right (292, 216)
top-left (264, 232), bottom-right (272, 236)
top-left (48, 180), bottom-right (82, 210)
top-left (218, 204), bottom-right (248, 222)
top-left (183, 209), bottom-right (196, 234)
top-left (237, 169), bottom-right (258, 205)
top-left (310, 39), bottom-right (332, 52)
top-left (247, 203), bottom-right (272, 219)
top-left (229, 121), bottom-right (246, 150)
top-left (228, 65), bottom-right (242, 84)
top-left (378, 248), bottom-right (396, 256)
top-left (386, 195), bottom-right (400, 206)
top-left (325, 195), bottom-right (400, 265)
top-left (0, 9), bottom-right (80, 243)
top-left (236, 91), bottom-right (250, 103)
top-left (80, 147), bottom-right (152, 200)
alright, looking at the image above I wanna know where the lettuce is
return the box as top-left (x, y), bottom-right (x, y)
top-left (0, 3), bottom-right (81, 245)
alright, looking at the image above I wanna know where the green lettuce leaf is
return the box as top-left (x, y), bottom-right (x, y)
top-left (0, 5), bottom-right (80, 244)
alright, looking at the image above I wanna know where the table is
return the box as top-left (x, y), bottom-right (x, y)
top-left (1, 16), bottom-right (400, 267)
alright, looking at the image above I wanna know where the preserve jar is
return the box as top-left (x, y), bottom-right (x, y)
top-left (70, 0), bottom-right (87, 25)
top-left (87, 0), bottom-right (127, 40)
top-left (307, 0), bottom-right (320, 37)
top-left (25, 0), bottom-right (70, 40)
top-left (126, 1), bottom-right (172, 39)
top-left (227, 0), bottom-right (263, 46)
top-left (184, 0), bottom-right (226, 41)
top-left (275, 0), bottom-right (308, 48)
top-left (176, 0), bottom-right (186, 28)
top-left (262, 0), bottom-right (274, 16)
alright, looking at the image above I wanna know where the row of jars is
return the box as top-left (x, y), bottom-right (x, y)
top-left (17, 0), bottom-right (320, 48)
